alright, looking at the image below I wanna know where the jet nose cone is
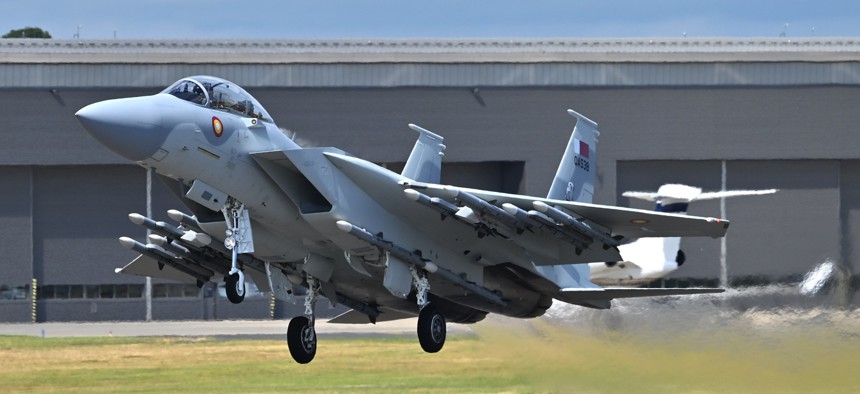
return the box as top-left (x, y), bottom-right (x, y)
top-left (76, 96), bottom-right (167, 161)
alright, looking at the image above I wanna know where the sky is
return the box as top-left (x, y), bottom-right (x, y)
top-left (4, 0), bottom-right (860, 40)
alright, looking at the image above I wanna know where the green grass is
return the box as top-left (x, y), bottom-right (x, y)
top-left (1, 318), bottom-right (860, 393)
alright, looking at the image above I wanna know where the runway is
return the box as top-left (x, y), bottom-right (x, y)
top-left (0, 318), bottom-right (473, 339)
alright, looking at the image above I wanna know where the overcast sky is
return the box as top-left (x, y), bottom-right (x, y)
top-left (5, 0), bottom-right (860, 40)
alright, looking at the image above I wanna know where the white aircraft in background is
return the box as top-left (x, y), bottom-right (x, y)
top-left (589, 184), bottom-right (777, 286)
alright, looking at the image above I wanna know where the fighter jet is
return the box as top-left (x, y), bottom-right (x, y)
top-left (589, 184), bottom-right (777, 286)
top-left (76, 76), bottom-right (729, 364)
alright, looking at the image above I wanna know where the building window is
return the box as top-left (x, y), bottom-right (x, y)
top-left (153, 284), bottom-right (201, 298)
top-left (100, 285), bottom-right (114, 299)
top-left (70, 286), bottom-right (84, 299)
top-left (41, 286), bottom-right (54, 299)
top-left (115, 285), bottom-right (129, 298)
top-left (34, 284), bottom-right (204, 300)
top-left (128, 285), bottom-right (143, 298)
top-left (54, 285), bottom-right (69, 299)
top-left (0, 285), bottom-right (29, 300)
top-left (38, 284), bottom-right (149, 300)
top-left (86, 285), bottom-right (100, 299)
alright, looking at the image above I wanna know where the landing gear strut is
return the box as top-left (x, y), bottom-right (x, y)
top-left (288, 274), bottom-right (319, 364)
top-left (412, 267), bottom-right (446, 353)
top-left (222, 199), bottom-right (252, 305)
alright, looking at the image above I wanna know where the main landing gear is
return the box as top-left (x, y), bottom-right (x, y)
top-left (285, 268), bottom-right (448, 364)
top-left (413, 268), bottom-right (446, 353)
top-left (417, 304), bottom-right (446, 353)
top-left (287, 274), bottom-right (319, 364)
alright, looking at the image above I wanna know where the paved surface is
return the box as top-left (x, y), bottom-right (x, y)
top-left (0, 319), bottom-right (473, 339)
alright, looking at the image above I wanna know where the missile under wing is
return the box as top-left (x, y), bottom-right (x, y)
top-left (75, 75), bottom-right (727, 364)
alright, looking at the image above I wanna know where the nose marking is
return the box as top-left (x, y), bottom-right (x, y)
top-left (212, 116), bottom-right (223, 137)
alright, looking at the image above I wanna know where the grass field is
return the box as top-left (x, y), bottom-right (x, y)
top-left (2, 312), bottom-right (860, 393)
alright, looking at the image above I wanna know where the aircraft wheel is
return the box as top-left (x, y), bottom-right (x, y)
top-left (225, 272), bottom-right (245, 304)
top-left (676, 249), bottom-right (687, 266)
top-left (287, 316), bottom-right (316, 364)
top-left (417, 304), bottom-right (446, 353)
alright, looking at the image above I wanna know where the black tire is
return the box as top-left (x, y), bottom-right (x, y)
top-left (287, 316), bottom-right (316, 364)
top-left (417, 304), bottom-right (446, 353)
top-left (676, 249), bottom-right (687, 266)
top-left (225, 272), bottom-right (245, 304)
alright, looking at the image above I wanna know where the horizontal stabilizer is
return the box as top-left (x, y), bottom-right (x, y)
top-left (328, 309), bottom-right (415, 324)
top-left (555, 287), bottom-right (723, 308)
top-left (560, 287), bottom-right (724, 301)
top-left (115, 255), bottom-right (197, 283)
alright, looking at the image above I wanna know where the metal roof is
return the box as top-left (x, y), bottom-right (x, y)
top-left (1, 38), bottom-right (859, 88)
top-left (2, 38), bottom-right (860, 63)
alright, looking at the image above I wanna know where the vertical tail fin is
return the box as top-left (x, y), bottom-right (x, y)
top-left (540, 110), bottom-right (601, 293)
top-left (401, 124), bottom-right (446, 184)
top-left (547, 109), bottom-right (599, 203)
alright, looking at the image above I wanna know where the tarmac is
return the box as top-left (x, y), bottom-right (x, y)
top-left (0, 318), bottom-right (473, 339)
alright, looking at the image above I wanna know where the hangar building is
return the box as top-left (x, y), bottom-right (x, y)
top-left (1, 38), bottom-right (859, 322)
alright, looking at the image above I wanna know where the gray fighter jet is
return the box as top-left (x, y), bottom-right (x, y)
top-left (76, 76), bottom-right (728, 363)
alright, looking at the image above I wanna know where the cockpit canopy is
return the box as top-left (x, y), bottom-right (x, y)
top-left (162, 76), bottom-right (273, 122)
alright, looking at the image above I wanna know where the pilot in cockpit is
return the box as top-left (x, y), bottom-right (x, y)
top-left (167, 80), bottom-right (207, 105)
top-left (163, 76), bottom-right (273, 122)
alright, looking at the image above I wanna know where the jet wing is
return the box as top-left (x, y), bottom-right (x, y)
top-left (311, 151), bottom-right (727, 270)
top-left (313, 151), bottom-right (623, 265)
top-left (410, 184), bottom-right (730, 240)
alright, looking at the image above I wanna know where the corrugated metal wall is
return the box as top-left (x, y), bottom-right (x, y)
top-left (3, 62), bottom-right (860, 88)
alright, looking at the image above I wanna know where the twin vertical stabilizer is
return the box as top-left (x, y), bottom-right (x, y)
top-left (547, 110), bottom-right (599, 203)
top-left (401, 124), bottom-right (446, 184)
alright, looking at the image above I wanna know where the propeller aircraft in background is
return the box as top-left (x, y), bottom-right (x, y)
top-left (590, 184), bottom-right (777, 286)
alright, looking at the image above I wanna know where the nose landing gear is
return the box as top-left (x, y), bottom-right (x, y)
top-left (224, 271), bottom-right (245, 304)
top-left (222, 199), bottom-right (253, 305)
